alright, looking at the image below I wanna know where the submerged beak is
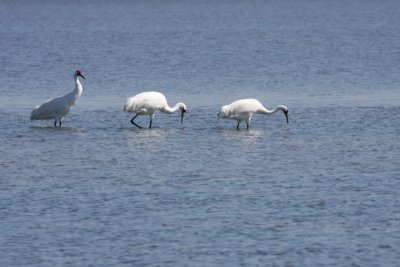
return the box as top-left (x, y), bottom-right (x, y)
top-left (284, 110), bottom-right (289, 124)
top-left (180, 109), bottom-right (186, 124)
top-left (217, 112), bottom-right (223, 122)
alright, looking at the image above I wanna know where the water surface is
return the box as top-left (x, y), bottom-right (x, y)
top-left (1, 1), bottom-right (399, 266)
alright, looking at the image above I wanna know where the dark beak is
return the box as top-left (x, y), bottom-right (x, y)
top-left (284, 110), bottom-right (289, 124)
top-left (79, 73), bottom-right (86, 80)
top-left (180, 109), bottom-right (186, 124)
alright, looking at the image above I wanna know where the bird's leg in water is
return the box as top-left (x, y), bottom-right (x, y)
top-left (59, 120), bottom-right (62, 127)
top-left (54, 120), bottom-right (57, 127)
top-left (149, 119), bottom-right (152, 129)
top-left (130, 114), bottom-right (142, 129)
top-left (236, 122), bottom-right (240, 130)
top-left (246, 123), bottom-right (249, 130)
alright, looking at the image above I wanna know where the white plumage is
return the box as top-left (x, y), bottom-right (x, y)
top-left (123, 91), bottom-right (187, 129)
top-left (218, 99), bottom-right (288, 130)
top-left (30, 70), bottom-right (85, 127)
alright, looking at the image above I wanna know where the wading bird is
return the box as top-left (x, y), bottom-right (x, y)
top-left (30, 70), bottom-right (86, 127)
top-left (123, 91), bottom-right (187, 129)
top-left (218, 99), bottom-right (288, 130)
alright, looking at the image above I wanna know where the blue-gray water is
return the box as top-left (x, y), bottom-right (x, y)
top-left (1, 1), bottom-right (400, 266)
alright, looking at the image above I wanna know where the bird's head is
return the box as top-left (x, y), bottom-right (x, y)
top-left (178, 103), bottom-right (187, 124)
top-left (218, 105), bottom-right (230, 119)
top-left (279, 105), bottom-right (289, 124)
top-left (74, 70), bottom-right (86, 80)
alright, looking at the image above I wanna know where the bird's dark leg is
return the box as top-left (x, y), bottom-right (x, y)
top-left (246, 123), bottom-right (249, 130)
top-left (236, 122), bottom-right (240, 130)
top-left (59, 120), bottom-right (62, 127)
top-left (149, 119), bottom-right (152, 129)
top-left (130, 114), bottom-right (142, 129)
top-left (54, 120), bottom-right (57, 127)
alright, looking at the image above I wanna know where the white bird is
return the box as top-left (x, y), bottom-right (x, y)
top-left (30, 70), bottom-right (86, 127)
top-left (123, 91), bottom-right (187, 129)
top-left (218, 99), bottom-right (288, 130)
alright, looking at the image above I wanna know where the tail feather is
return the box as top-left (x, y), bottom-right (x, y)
top-left (30, 104), bottom-right (57, 120)
top-left (30, 106), bottom-right (40, 120)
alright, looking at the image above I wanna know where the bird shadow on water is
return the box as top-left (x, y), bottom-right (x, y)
top-left (124, 127), bottom-right (171, 139)
top-left (29, 125), bottom-right (84, 135)
top-left (218, 126), bottom-right (291, 140)
top-left (219, 127), bottom-right (267, 138)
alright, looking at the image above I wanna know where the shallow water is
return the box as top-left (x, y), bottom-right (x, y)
top-left (1, 0), bottom-right (400, 266)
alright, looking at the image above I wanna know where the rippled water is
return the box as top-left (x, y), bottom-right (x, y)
top-left (1, 1), bottom-right (400, 266)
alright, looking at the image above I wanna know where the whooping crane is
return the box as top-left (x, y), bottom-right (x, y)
top-left (30, 70), bottom-right (86, 127)
top-left (123, 91), bottom-right (187, 129)
top-left (218, 99), bottom-right (288, 130)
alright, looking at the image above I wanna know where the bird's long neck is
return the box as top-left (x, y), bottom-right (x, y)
top-left (68, 76), bottom-right (83, 105)
top-left (161, 103), bottom-right (181, 114)
top-left (258, 105), bottom-right (285, 115)
top-left (74, 76), bottom-right (83, 98)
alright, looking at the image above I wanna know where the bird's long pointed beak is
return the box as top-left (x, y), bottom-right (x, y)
top-left (79, 73), bottom-right (86, 80)
top-left (180, 109), bottom-right (186, 124)
top-left (284, 110), bottom-right (289, 124)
